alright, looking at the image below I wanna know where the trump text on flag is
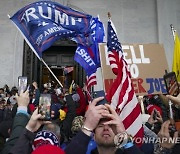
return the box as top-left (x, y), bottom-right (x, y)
top-left (10, 1), bottom-right (92, 57)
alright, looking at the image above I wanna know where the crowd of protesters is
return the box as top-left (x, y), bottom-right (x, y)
top-left (0, 81), bottom-right (180, 154)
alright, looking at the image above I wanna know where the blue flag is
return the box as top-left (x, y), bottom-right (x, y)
top-left (89, 17), bottom-right (105, 67)
top-left (74, 17), bottom-right (104, 81)
top-left (10, 0), bottom-right (92, 58)
top-left (74, 44), bottom-right (97, 76)
top-left (73, 17), bottom-right (104, 67)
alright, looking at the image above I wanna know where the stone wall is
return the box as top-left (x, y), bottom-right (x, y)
top-left (0, 0), bottom-right (179, 88)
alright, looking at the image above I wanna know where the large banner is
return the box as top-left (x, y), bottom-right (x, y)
top-left (10, 1), bottom-right (106, 89)
top-left (10, 0), bottom-right (92, 58)
top-left (99, 43), bottom-right (169, 95)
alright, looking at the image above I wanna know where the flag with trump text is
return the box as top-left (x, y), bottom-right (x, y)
top-left (9, 0), bottom-right (92, 59)
top-left (10, 1), bottom-right (104, 90)
top-left (74, 17), bottom-right (104, 89)
top-left (106, 20), bottom-right (144, 145)
top-left (10, 0), bottom-right (101, 90)
top-left (74, 44), bottom-right (97, 89)
top-left (172, 32), bottom-right (180, 81)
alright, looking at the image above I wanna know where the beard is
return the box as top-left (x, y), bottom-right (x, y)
top-left (95, 136), bottom-right (115, 148)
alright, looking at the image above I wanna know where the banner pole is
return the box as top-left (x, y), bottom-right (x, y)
top-left (170, 24), bottom-right (176, 42)
top-left (41, 58), bottom-right (63, 88)
top-left (138, 96), bottom-right (145, 114)
top-left (8, 14), bottom-right (64, 87)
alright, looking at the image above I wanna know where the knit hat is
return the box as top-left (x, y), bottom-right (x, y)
top-left (72, 93), bottom-right (80, 102)
top-left (71, 116), bottom-right (84, 134)
top-left (32, 145), bottom-right (65, 154)
top-left (32, 130), bottom-right (59, 150)
top-left (147, 104), bottom-right (162, 116)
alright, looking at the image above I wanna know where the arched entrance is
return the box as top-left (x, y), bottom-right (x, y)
top-left (23, 39), bottom-right (86, 89)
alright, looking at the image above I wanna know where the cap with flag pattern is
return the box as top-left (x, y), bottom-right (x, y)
top-left (32, 130), bottom-right (60, 150)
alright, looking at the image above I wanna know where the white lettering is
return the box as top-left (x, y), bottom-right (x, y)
top-left (44, 31), bottom-right (49, 36)
top-left (36, 34), bottom-right (43, 46)
top-left (128, 64), bottom-right (139, 78)
top-left (168, 137), bottom-right (176, 143)
top-left (76, 47), bottom-right (84, 55)
top-left (55, 10), bottom-right (69, 25)
top-left (23, 8), bottom-right (38, 22)
top-left (76, 48), bottom-right (95, 66)
top-left (127, 137), bottom-right (180, 144)
top-left (176, 137), bottom-right (180, 144)
top-left (122, 45), bottom-right (132, 64)
top-left (139, 45), bottom-right (150, 63)
top-left (122, 45), bottom-right (150, 64)
top-left (21, 4), bottom-right (83, 26)
top-left (155, 137), bottom-right (161, 144)
top-left (143, 138), bottom-right (149, 144)
top-left (21, 13), bottom-right (27, 22)
top-left (161, 137), bottom-right (168, 143)
top-left (134, 137), bottom-right (141, 144)
top-left (130, 46), bottom-right (141, 64)
top-left (89, 60), bottom-right (95, 66)
top-left (47, 27), bottom-right (55, 34)
top-left (82, 52), bottom-right (90, 61)
top-left (148, 137), bottom-right (156, 143)
top-left (38, 6), bottom-right (52, 19)
top-left (71, 17), bottom-right (82, 25)
top-left (44, 26), bottom-right (62, 37)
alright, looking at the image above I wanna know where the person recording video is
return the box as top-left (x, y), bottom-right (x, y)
top-left (157, 93), bottom-right (180, 154)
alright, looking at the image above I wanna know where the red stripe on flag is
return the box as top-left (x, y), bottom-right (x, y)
top-left (118, 77), bottom-right (129, 107)
top-left (87, 47), bottom-right (94, 58)
top-left (106, 71), bottom-right (123, 102)
top-left (107, 19), bottom-right (144, 147)
top-left (122, 103), bottom-right (141, 129)
top-left (86, 74), bottom-right (97, 90)
top-left (108, 50), bottom-right (119, 75)
top-left (134, 126), bottom-right (144, 147)
top-left (118, 76), bottom-right (135, 109)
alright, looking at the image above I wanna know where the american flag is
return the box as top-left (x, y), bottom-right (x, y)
top-left (64, 67), bottom-right (74, 74)
top-left (106, 20), bottom-right (144, 145)
top-left (107, 21), bottom-right (121, 75)
top-left (86, 73), bottom-right (97, 90)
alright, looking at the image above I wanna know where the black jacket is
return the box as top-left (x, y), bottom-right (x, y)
top-left (65, 131), bottom-right (144, 154)
top-left (59, 94), bottom-right (76, 143)
top-left (1, 113), bottom-right (29, 154)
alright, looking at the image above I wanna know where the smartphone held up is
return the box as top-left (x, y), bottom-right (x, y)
top-left (163, 71), bottom-right (179, 96)
top-left (92, 90), bottom-right (108, 106)
top-left (153, 109), bottom-right (158, 120)
top-left (38, 94), bottom-right (51, 120)
top-left (18, 76), bottom-right (28, 95)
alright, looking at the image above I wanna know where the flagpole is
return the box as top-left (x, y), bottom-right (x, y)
top-left (8, 14), bottom-right (63, 88)
top-left (138, 96), bottom-right (145, 114)
top-left (107, 12), bottom-right (111, 20)
top-left (41, 58), bottom-right (63, 87)
top-left (170, 24), bottom-right (176, 42)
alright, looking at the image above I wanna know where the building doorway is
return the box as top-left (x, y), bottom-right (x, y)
top-left (42, 66), bottom-right (74, 88)
top-left (23, 39), bottom-right (86, 89)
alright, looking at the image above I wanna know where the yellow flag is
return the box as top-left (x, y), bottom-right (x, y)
top-left (172, 32), bottom-right (180, 81)
top-left (69, 80), bottom-right (74, 94)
